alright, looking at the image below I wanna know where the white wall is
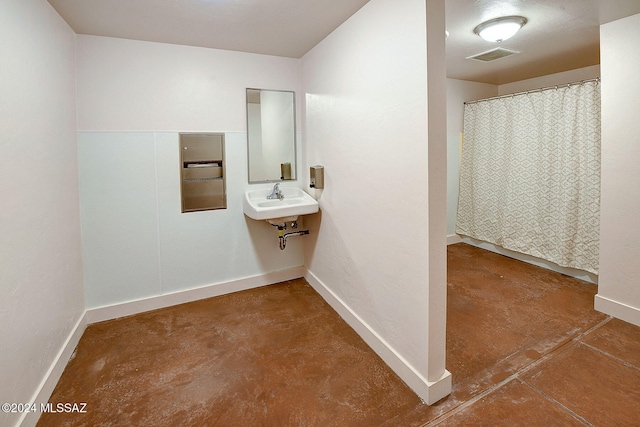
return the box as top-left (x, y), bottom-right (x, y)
top-left (76, 36), bottom-right (305, 310)
top-left (301, 0), bottom-right (450, 404)
top-left (0, 1), bottom-right (85, 426)
top-left (446, 79), bottom-right (498, 239)
top-left (77, 35), bottom-right (301, 132)
top-left (596, 13), bottom-right (640, 326)
top-left (498, 65), bottom-right (600, 95)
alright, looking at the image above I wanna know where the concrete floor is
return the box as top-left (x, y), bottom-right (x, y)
top-left (37, 243), bottom-right (640, 426)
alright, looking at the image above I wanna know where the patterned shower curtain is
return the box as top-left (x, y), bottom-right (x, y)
top-left (456, 80), bottom-right (601, 274)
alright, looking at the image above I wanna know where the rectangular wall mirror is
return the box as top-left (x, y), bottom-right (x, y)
top-left (246, 88), bottom-right (296, 183)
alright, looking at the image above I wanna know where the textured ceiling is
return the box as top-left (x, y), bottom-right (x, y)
top-left (47, 0), bottom-right (640, 85)
top-left (445, 0), bottom-right (640, 84)
top-left (46, 0), bottom-right (371, 58)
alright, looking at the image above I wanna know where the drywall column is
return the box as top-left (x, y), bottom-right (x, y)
top-left (426, 0), bottom-right (451, 396)
top-left (596, 12), bottom-right (640, 326)
top-left (302, 0), bottom-right (450, 404)
top-left (0, 1), bottom-right (85, 426)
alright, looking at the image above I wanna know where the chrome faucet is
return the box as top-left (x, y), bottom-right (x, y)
top-left (266, 183), bottom-right (284, 200)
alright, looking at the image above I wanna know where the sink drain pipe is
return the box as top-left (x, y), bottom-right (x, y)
top-left (273, 224), bottom-right (309, 250)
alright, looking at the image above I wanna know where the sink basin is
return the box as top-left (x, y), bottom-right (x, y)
top-left (243, 186), bottom-right (319, 223)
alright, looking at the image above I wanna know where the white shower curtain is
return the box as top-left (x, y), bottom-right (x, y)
top-left (456, 80), bottom-right (601, 274)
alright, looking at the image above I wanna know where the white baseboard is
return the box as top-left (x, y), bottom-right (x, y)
top-left (447, 234), bottom-right (462, 245)
top-left (595, 294), bottom-right (640, 328)
top-left (19, 312), bottom-right (88, 427)
top-left (304, 270), bottom-right (452, 405)
top-left (86, 267), bottom-right (305, 324)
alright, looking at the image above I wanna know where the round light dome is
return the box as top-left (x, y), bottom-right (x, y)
top-left (474, 16), bottom-right (527, 43)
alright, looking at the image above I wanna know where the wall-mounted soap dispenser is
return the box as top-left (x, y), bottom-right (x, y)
top-left (180, 133), bottom-right (226, 212)
top-left (310, 165), bottom-right (324, 189)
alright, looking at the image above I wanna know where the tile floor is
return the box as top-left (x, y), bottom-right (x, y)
top-left (37, 243), bottom-right (640, 426)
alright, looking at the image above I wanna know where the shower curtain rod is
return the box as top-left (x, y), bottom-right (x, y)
top-left (463, 77), bottom-right (600, 105)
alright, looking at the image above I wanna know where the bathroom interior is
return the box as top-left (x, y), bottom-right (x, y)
top-left (3, 0), bottom-right (640, 425)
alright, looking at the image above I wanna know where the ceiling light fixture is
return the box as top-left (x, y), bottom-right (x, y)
top-left (474, 16), bottom-right (527, 43)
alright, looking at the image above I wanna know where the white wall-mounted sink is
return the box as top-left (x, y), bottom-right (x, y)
top-left (243, 186), bottom-right (319, 224)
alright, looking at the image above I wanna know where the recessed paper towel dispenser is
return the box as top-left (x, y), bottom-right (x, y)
top-left (180, 133), bottom-right (226, 212)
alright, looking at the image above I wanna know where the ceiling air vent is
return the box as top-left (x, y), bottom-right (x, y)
top-left (467, 47), bottom-right (519, 62)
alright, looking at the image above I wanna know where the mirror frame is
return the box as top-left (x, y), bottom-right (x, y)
top-left (246, 88), bottom-right (297, 184)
